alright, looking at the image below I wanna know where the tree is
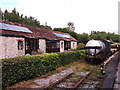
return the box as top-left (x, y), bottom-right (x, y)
top-left (0, 8), bottom-right (3, 20)
top-left (40, 25), bottom-right (52, 30)
top-left (4, 9), bottom-right (10, 21)
top-left (90, 31), bottom-right (120, 43)
top-left (3, 8), bottom-right (52, 30)
top-left (77, 33), bottom-right (90, 44)
top-left (67, 22), bottom-right (75, 32)
top-left (2, 8), bottom-right (120, 43)
top-left (9, 8), bottom-right (20, 22)
top-left (90, 31), bottom-right (106, 40)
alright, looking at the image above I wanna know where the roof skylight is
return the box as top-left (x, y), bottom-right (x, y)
top-left (53, 32), bottom-right (71, 38)
top-left (0, 23), bottom-right (32, 33)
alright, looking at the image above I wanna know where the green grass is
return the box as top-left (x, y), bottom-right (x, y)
top-left (72, 75), bottom-right (79, 78)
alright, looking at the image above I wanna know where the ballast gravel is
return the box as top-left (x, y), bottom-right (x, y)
top-left (30, 68), bottom-right (73, 88)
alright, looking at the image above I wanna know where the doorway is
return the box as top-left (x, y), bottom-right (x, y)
top-left (25, 38), bottom-right (39, 54)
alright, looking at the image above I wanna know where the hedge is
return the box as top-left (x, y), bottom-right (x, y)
top-left (2, 50), bottom-right (85, 87)
top-left (58, 50), bottom-right (85, 65)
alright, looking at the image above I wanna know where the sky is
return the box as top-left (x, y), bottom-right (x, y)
top-left (0, 0), bottom-right (120, 34)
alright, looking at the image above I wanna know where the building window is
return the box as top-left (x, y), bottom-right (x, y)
top-left (18, 41), bottom-right (23, 50)
top-left (61, 42), bottom-right (64, 48)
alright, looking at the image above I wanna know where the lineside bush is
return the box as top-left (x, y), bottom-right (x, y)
top-left (2, 50), bottom-right (85, 87)
top-left (58, 50), bottom-right (85, 65)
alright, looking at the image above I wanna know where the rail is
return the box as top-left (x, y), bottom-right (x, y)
top-left (71, 66), bottom-right (99, 89)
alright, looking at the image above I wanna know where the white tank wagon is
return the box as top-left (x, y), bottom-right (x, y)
top-left (84, 40), bottom-right (111, 64)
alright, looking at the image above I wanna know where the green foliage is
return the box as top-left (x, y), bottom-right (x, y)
top-left (90, 31), bottom-right (106, 40)
top-left (90, 31), bottom-right (120, 43)
top-left (53, 28), bottom-right (90, 44)
top-left (3, 8), bottom-right (52, 30)
top-left (2, 54), bottom-right (61, 87)
top-left (83, 67), bottom-right (90, 71)
top-left (2, 8), bottom-right (120, 43)
top-left (0, 8), bottom-right (4, 20)
top-left (77, 33), bottom-right (90, 44)
top-left (54, 28), bottom-right (78, 40)
top-left (77, 43), bottom-right (85, 50)
top-left (53, 28), bottom-right (120, 44)
top-left (2, 50), bottom-right (85, 87)
top-left (58, 50), bottom-right (85, 65)
top-left (40, 25), bottom-right (52, 30)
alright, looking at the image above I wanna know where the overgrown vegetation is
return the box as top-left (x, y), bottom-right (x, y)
top-left (2, 50), bottom-right (85, 87)
top-left (58, 50), bottom-right (85, 66)
top-left (8, 57), bottom-right (102, 88)
top-left (77, 43), bottom-right (85, 50)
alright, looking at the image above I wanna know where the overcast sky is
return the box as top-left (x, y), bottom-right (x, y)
top-left (0, 0), bottom-right (119, 34)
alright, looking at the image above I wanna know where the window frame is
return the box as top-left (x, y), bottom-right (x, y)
top-left (18, 40), bottom-right (23, 50)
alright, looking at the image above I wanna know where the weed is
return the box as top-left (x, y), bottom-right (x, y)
top-left (72, 75), bottom-right (79, 78)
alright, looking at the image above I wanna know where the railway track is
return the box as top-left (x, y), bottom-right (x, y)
top-left (71, 67), bottom-right (98, 89)
top-left (8, 51), bottom-right (119, 89)
top-left (52, 65), bottom-right (100, 89)
top-left (50, 52), bottom-right (118, 89)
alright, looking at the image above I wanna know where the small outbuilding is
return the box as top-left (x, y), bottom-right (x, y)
top-left (0, 21), bottom-right (77, 59)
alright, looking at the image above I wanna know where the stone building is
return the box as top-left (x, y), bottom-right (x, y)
top-left (0, 21), bottom-right (77, 59)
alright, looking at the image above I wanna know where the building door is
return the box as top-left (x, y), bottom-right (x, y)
top-left (64, 41), bottom-right (71, 50)
top-left (25, 38), bottom-right (39, 54)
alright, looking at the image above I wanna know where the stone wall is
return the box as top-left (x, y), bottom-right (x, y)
top-left (60, 41), bottom-right (64, 52)
top-left (39, 39), bottom-right (46, 53)
top-left (0, 36), bottom-right (25, 59)
top-left (71, 41), bottom-right (77, 49)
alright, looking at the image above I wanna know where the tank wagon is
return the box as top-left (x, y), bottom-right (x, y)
top-left (84, 40), bottom-right (111, 64)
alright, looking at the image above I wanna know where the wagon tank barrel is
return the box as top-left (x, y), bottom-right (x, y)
top-left (84, 39), bottom-right (111, 64)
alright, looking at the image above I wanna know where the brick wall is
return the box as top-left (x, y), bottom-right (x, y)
top-left (39, 39), bottom-right (46, 53)
top-left (0, 36), bottom-right (25, 59)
